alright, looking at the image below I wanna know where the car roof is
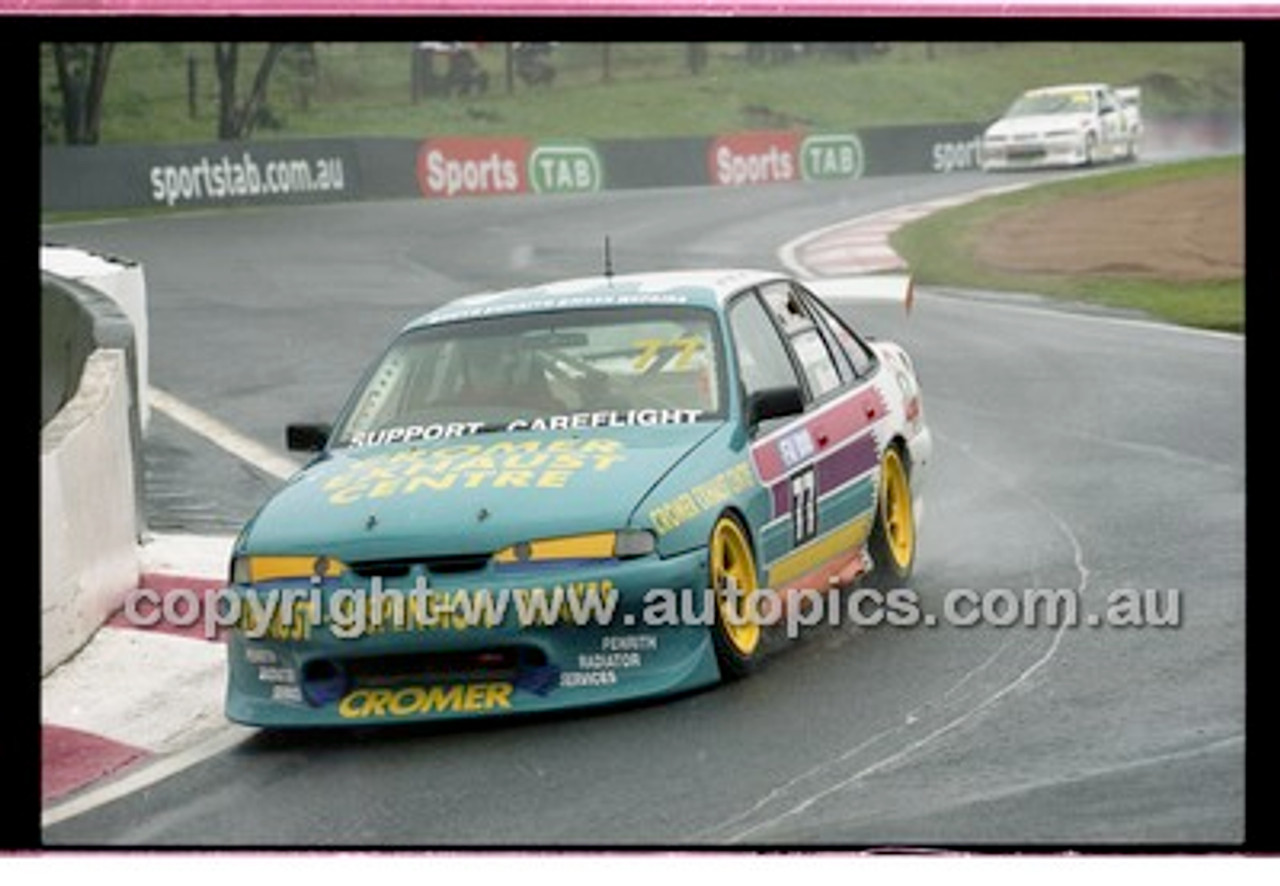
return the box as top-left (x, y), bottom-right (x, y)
top-left (406, 268), bottom-right (785, 330)
top-left (1024, 83), bottom-right (1108, 95)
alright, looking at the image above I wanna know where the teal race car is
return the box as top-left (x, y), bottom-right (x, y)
top-left (225, 269), bottom-right (930, 726)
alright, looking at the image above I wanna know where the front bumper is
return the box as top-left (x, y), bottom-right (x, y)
top-left (981, 135), bottom-right (1088, 170)
top-left (224, 546), bottom-right (721, 727)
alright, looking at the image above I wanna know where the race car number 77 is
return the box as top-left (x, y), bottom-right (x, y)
top-left (791, 467), bottom-right (818, 545)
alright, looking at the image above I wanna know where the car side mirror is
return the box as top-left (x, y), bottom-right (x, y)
top-left (286, 422), bottom-right (331, 453)
top-left (746, 386), bottom-right (805, 428)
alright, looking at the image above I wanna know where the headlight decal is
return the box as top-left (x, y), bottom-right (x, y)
top-left (494, 532), bottom-right (618, 564)
top-left (234, 555), bottom-right (346, 584)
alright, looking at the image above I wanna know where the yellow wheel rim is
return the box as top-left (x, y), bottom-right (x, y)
top-left (711, 518), bottom-right (760, 656)
top-left (881, 448), bottom-right (915, 570)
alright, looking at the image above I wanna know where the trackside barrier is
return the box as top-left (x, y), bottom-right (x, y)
top-left (41, 255), bottom-right (147, 675)
top-left (40, 114), bottom-right (1242, 214)
top-left (41, 246), bottom-right (149, 429)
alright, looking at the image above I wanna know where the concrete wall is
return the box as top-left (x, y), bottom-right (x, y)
top-left (41, 247), bottom-right (149, 430)
top-left (41, 348), bottom-right (140, 675)
top-left (40, 259), bottom-right (147, 675)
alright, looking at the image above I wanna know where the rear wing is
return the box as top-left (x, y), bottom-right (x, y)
top-left (802, 274), bottom-right (915, 314)
top-left (1115, 86), bottom-right (1141, 110)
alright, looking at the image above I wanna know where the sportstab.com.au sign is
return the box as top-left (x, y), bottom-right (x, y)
top-left (149, 150), bottom-right (348, 207)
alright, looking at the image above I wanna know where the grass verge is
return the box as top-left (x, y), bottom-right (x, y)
top-left (889, 156), bottom-right (1244, 333)
top-left (44, 42), bottom-right (1242, 146)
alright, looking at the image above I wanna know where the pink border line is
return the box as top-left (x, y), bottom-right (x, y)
top-left (8, 1), bottom-right (1280, 15)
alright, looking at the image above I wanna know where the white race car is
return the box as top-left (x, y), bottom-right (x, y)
top-left (980, 83), bottom-right (1142, 171)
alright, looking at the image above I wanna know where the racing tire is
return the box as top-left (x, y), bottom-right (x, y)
top-left (868, 444), bottom-right (916, 586)
top-left (708, 513), bottom-right (764, 680)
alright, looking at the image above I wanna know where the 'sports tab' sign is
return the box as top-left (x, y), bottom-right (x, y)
top-left (417, 138), bottom-right (603, 198)
top-left (708, 132), bottom-right (800, 186)
top-left (800, 134), bottom-right (866, 181)
top-left (529, 143), bottom-right (603, 194)
top-left (709, 132), bottom-right (866, 187)
top-left (418, 137), bottom-right (529, 198)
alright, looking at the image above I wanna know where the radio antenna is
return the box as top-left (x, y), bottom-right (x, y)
top-left (603, 236), bottom-right (614, 283)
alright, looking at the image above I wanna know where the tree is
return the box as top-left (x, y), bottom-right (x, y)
top-left (213, 42), bottom-right (287, 141)
top-left (50, 43), bottom-right (114, 145)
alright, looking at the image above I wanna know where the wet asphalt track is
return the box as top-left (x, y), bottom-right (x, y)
top-left (41, 171), bottom-right (1244, 846)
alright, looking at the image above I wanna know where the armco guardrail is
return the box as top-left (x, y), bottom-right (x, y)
top-left (40, 255), bottom-right (147, 675)
top-left (40, 114), bottom-right (1242, 214)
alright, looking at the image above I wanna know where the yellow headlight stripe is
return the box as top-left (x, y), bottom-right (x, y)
top-left (494, 532), bottom-right (618, 564)
top-left (247, 556), bottom-right (345, 582)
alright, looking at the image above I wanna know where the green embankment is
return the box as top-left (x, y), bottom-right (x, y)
top-left (42, 42), bottom-right (1241, 145)
top-left (890, 156), bottom-right (1244, 333)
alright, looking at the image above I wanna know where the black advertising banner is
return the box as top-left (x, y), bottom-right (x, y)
top-left (859, 123), bottom-right (987, 176)
top-left (39, 116), bottom-right (1233, 213)
top-left (42, 140), bottom-right (362, 213)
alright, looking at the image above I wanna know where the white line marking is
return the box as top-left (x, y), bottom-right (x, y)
top-left (710, 430), bottom-right (1090, 843)
top-left (140, 532), bottom-right (237, 579)
top-left (919, 287), bottom-right (1243, 342)
top-left (42, 627), bottom-right (228, 754)
top-left (691, 635), bottom-right (1020, 843)
top-left (149, 386), bottom-right (302, 481)
top-left (42, 722), bottom-right (256, 829)
top-left (778, 183), bottom-right (1034, 277)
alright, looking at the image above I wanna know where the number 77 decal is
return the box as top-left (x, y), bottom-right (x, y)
top-left (632, 337), bottom-right (704, 371)
top-left (790, 466), bottom-right (818, 546)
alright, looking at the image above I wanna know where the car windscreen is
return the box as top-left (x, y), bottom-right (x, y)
top-left (330, 305), bottom-right (726, 448)
top-left (1005, 89), bottom-right (1093, 117)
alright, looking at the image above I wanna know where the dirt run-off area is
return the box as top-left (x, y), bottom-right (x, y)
top-left (973, 170), bottom-right (1244, 282)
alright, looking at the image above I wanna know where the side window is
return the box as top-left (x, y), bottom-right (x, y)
top-left (727, 292), bottom-right (802, 399)
top-left (790, 329), bottom-right (842, 398)
top-left (802, 288), bottom-right (878, 379)
top-left (796, 292), bottom-right (854, 383)
top-left (759, 282), bottom-right (842, 400)
top-left (759, 283), bottom-right (811, 335)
